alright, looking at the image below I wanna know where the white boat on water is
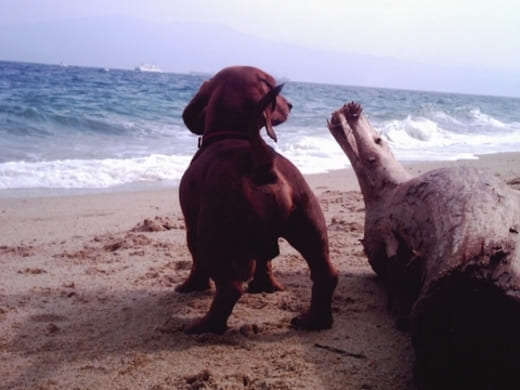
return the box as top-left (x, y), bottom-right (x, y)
top-left (135, 63), bottom-right (162, 73)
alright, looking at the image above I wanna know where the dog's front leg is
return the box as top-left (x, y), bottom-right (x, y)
top-left (247, 259), bottom-right (285, 293)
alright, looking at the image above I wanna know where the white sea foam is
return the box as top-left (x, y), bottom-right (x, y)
top-left (381, 116), bottom-right (452, 147)
top-left (0, 154), bottom-right (192, 190)
top-left (470, 108), bottom-right (507, 129)
top-left (376, 115), bottom-right (520, 160)
top-left (2, 118), bottom-right (519, 192)
top-left (276, 135), bottom-right (350, 174)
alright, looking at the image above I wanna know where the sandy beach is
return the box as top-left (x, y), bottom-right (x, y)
top-left (1, 152), bottom-right (520, 390)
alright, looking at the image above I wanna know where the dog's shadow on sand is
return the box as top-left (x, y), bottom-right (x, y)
top-left (4, 268), bottom-right (416, 389)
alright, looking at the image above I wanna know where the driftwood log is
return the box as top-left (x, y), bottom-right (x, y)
top-left (328, 102), bottom-right (520, 390)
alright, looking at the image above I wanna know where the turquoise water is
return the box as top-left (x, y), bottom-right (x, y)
top-left (1, 60), bottom-right (520, 193)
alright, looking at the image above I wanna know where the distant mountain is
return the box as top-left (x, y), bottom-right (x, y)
top-left (1, 15), bottom-right (519, 97)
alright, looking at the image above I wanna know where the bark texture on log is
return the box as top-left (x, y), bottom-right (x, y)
top-left (328, 102), bottom-right (520, 390)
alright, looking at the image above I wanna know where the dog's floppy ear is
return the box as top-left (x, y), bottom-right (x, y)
top-left (182, 80), bottom-right (212, 135)
top-left (253, 84), bottom-right (284, 142)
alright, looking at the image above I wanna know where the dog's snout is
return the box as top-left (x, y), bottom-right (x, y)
top-left (288, 102), bottom-right (293, 111)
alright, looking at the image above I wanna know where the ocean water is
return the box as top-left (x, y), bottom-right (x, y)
top-left (1, 60), bottom-right (520, 195)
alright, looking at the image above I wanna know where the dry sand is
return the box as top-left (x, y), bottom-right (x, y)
top-left (1, 152), bottom-right (519, 390)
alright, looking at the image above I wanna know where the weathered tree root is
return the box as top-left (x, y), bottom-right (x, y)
top-left (328, 102), bottom-right (520, 390)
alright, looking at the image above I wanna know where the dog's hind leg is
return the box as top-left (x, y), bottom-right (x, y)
top-left (184, 278), bottom-right (243, 334)
top-left (284, 208), bottom-right (338, 330)
top-left (247, 259), bottom-right (285, 293)
top-left (175, 263), bottom-right (211, 292)
top-left (175, 228), bottom-right (211, 292)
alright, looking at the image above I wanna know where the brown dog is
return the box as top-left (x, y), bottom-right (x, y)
top-left (177, 66), bottom-right (338, 334)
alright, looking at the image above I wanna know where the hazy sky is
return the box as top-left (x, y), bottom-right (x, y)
top-left (2, 0), bottom-right (519, 73)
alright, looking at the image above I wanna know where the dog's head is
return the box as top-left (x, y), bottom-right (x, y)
top-left (182, 66), bottom-right (292, 141)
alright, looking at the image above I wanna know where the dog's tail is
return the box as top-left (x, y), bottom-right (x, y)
top-left (248, 84), bottom-right (284, 184)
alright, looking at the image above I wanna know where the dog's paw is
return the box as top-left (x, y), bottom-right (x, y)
top-left (290, 311), bottom-right (333, 331)
top-left (175, 278), bottom-right (211, 293)
top-left (184, 317), bottom-right (228, 335)
top-left (247, 278), bottom-right (285, 294)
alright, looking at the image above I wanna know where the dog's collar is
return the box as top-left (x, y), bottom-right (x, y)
top-left (198, 131), bottom-right (249, 148)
